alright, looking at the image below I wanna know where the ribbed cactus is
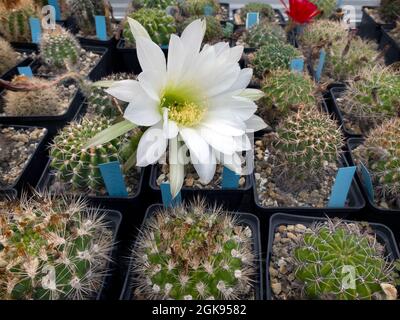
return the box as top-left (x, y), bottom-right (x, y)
top-left (123, 8), bottom-right (176, 47)
top-left (339, 66), bottom-right (400, 135)
top-left (275, 107), bottom-right (344, 180)
top-left (252, 42), bottom-right (303, 78)
top-left (244, 22), bottom-right (286, 48)
top-left (239, 2), bottom-right (275, 23)
top-left (354, 118), bottom-right (400, 204)
top-left (0, 193), bottom-right (113, 300)
top-left (294, 219), bottom-right (398, 300)
top-left (310, 0), bottom-right (337, 19)
top-left (300, 19), bottom-right (348, 49)
top-left (179, 15), bottom-right (223, 43)
top-left (379, 0), bottom-right (400, 23)
top-left (40, 26), bottom-right (81, 70)
top-left (0, 37), bottom-right (18, 75)
top-left (260, 69), bottom-right (317, 126)
top-left (4, 76), bottom-right (62, 116)
top-left (0, 0), bottom-right (36, 43)
top-left (132, 200), bottom-right (256, 300)
top-left (180, 0), bottom-right (219, 17)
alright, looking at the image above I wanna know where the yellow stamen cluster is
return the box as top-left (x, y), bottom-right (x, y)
top-left (168, 101), bottom-right (205, 127)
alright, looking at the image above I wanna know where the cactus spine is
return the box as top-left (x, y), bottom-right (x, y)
top-left (379, 0), bottom-right (400, 23)
top-left (310, 0), bottom-right (337, 19)
top-left (300, 19), bottom-right (348, 49)
top-left (244, 22), bottom-right (286, 48)
top-left (0, 37), bottom-right (18, 75)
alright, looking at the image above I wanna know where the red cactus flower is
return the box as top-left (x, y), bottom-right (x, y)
top-left (280, 0), bottom-right (321, 24)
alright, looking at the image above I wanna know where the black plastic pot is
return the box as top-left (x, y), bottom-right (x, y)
top-left (120, 203), bottom-right (263, 300)
top-left (347, 138), bottom-right (400, 215)
top-left (0, 125), bottom-right (48, 194)
top-left (379, 28), bottom-right (400, 66)
top-left (78, 35), bottom-right (117, 49)
top-left (252, 152), bottom-right (365, 217)
top-left (358, 7), bottom-right (395, 43)
top-left (0, 48), bottom-right (35, 83)
top-left (37, 158), bottom-right (145, 202)
top-left (265, 212), bottom-right (400, 300)
top-left (0, 188), bottom-right (17, 200)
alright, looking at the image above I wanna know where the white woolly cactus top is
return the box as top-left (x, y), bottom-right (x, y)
top-left (131, 199), bottom-right (257, 300)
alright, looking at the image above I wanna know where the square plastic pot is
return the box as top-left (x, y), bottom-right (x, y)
top-left (77, 35), bottom-right (117, 49)
top-left (358, 7), bottom-right (395, 43)
top-left (0, 125), bottom-right (48, 193)
top-left (119, 203), bottom-right (263, 300)
top-left (265, 212), bottom-right (400, 300)
top-left (379, 28), bottom-right (400, 66)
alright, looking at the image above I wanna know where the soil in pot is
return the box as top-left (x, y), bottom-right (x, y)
top-left (0, 126), bottom-right (46, 189)
top-left (269, 218), bottom-right (399, 300)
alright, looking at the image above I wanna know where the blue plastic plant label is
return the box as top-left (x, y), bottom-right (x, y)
top-left (29, 17), bottom-right (41, 44)
top-left (315, 49), bottom-right (326, 82)
top-left (328, 166), bottom-right (356, 208)
top-left (337, 0), bottom-right (344, 8)
top-left (95, 15), bottom-right (108, 41)
top-left (246, 12), bottom-right (259, 29)
top-left (17, 66), bottom-right (33, 78)
top-left (161, 183), bottom-right (182, 208)
top-left (204, 5), bottom-right (214, 16)
top-left (98, 161), bottom-right (128, 197)
top-left (222, 167), bottom-right (240, 189)
top-left (48, 0), bottom-right (61, 21)
top-left (360, 162), bottom-right (374, 201)
top-left (290, 58), bottom-right (304, 73)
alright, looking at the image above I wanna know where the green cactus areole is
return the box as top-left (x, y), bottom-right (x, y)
top-left (132, 200), bottom-right (256, 300)
top-left (244, 22), bottom-right (286, 48)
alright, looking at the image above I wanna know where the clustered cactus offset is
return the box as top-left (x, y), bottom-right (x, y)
top-left (244, 22), bottom-right (286, 48)
top-left (293, 219), bottom-right (398, 300)
top-left (0, 193), bottom-right (114, 300)
top-left (132, 200), bottom-right (256, 300)
top-left (0, 37), bottom-right (18, 75)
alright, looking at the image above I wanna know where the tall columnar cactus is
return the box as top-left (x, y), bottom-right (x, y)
top-left (244, 22), bottom-right (286, 48)
top-left (4, 76), bottom-right (62, 116)
top-left (275, 107), bottom-right (344, 181)
top-left (259, 69), bottom-right (317, 126)
top-left (123, 8), bottom-right (176, 46)
top-left (239, 2), bottom-right (275, 23)
top-left (294, 219), bottom-right (398, 300)
top-left (179, 15), bottom-right (223, 43)
top-left (0, 37), bottom-right (18, 75)
top-left (132, 200), bottom-right (256, 300)
top-left (40, 26), bottom-right (81, 69)
top-left (180, 0), bottom-right (220, 17)
top-left (0, 0), bottom-right (36, 43)
top-left (0, 193), bottom-right (114, 300)
top-left (252, 42), bottom-right (303, 78)
top-left (354, 118), bottom-right (400, 204)
top-left (339, 66), bottom-right (400, 135)
top-left (300, 19), bottom-right (348, 49)
top-left (379, 0), bottom-right (400, 23)
top-left (310, 0), bottom-right (337, 19)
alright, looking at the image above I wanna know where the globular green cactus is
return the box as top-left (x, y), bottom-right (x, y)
top-left (259, 69), bottom-right (317, 126)
top-left (40, 26), bottom-right (81, 70)
top-left (323, 36), bottom-right (378, 82)
top-left (339, 66), bottom-right (400, 135)
top-left (354, 118), bottom-right (400, 206)
top-left (379, 0), bottom-right (400, 23)
top-left (0, 37), bottom-right (18, 75)
top-left (0, 193), bottom-right (114, 300)
top-left (310, 0), bottom-right (337, 19)
top-left (179, 15), bottom-right (223, 43)
top-left (142, 0), bottom-right (176, 9)
top-left (244, 22), bottom-right (286, 48)
top-left (239, 2), bottom-right (275, 24)
top-left (300, 19), bottom-right (348, 49)
top-left (252, 42), bottom-right (303, 78)
top-left (275, 106), bottom-right (344, 182)
top-left (294, 219), bottom-right (398, 300)
top-left (50, 115), bottom-right (141, 193)
top-left (0, 0), bottom-right (36, 43)
top-left (123, 8), bottom-right (176, 47)
top-left (4, 76), bottom-right (63, 116)
top-left (88, 73), bottom-right (136, 119)
top-left (132, 200), bottom-right (256, 300)
top-left (222, 21), bottom-right (234, 39)
top-left (180, 0), bottom-right (219, 17)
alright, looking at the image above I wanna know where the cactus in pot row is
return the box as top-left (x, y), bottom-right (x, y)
top-left (179, 0), bottom-right (220, 17)
top-left (0, 37), bottom-right (18, 75)
top-left (241, 22), bottom-right (287, 49)
top-left (178, 15), bottom-right (222, 43)
top-left (0, 193), bottom-right (114, 300)
top-left (238, 2), bottom-right (275, 25)
top-left (131, 199), bottom-right (257, 300)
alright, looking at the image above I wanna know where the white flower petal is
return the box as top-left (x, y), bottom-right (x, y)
top-left (233, 135), bottom-right (252, 151)
top-left (228, 46), bottom-right (244, 64)
top-left (167, 34), bottom-right (186, 85)
top-left (162, 108), bottom-right (179, 139)
top-left (127, 17), bottom-right (151, 40)
top-left (180, 128), bottom-right (210, 163)
top-left (209, 95), bottom-right (257, 121)
top-left (201, 117), bottom-right (245, 137)
top-left (105, 80), bottom-right (141, 102)
top-left (238, 89), bottom-right (265, 101)
top-left (169, 137), bottom-right (185, 198)
top-left (191, 148), bottom-right (216, 184)
top-left (136, 124), bottom-right (167, 166)
top-left (229, 68), bottom-right (253, 91)
top-left (215, 152), bottom-right (242, 175)
top-left (245, 115), bottom-right (268, 132)
top-left (199, 127), bottom-right (236, 155)
top-left (137, 71), bottom-right (164, 102)
top-left (180, 19), bottom-right (205, 56)
top-left (136, 36), bottom-right (167, 74)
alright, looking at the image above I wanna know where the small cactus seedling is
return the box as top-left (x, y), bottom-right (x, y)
top-left (40, 26), bottom-right (81, 70)
top-left (294, 219), bottom-right (398, 300)
top-left (180, 0), bottom-right (220, 17)
top-left (244, 22), bottom-right (286, 48)
top-left (354, 118), bottom-right (400, 207)
top-left (4, 76), bottom-right (63, 116)
top-left (239, 2), bottom-right (275, 24)
top-left (339, 66), bottom-right (400, 135)
top-left (132, 199), bottom-right (256, 300)
top-left (0, 193), bottom-right (114, 300)
top-left (259, 69), bottom-right (317, 127)
top-left (0, 37), bottom-right (18, 75)
top-left (179, 15), bottom-right (223, 43)
top-left (379, 0), bottom-right (400, 23)
top-left (123, 8), bottom-right (176, 47)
